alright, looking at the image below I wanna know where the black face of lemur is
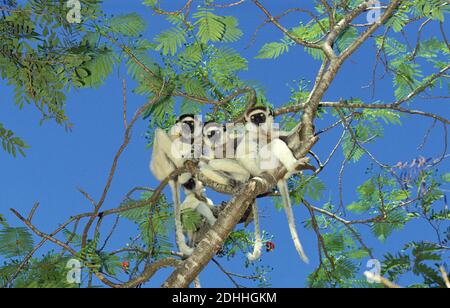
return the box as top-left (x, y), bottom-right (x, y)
top-left (182, 178), bottom-right (196, 191)
top-left (185, 121), bottom-right (195, 132)
top-left (178, 114), bottom-right (196, 133)
top-left (250, 112), bottom-right (267, 126)
top-left (203, 122), bottom-right (224, 144)
top-left (207, 128), bottom-right (223, 140)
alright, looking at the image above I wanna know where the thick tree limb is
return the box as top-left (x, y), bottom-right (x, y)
top-left (162, 136), bottom-right (318, 288)
top-left (162, 176), bottom-right (273, 288)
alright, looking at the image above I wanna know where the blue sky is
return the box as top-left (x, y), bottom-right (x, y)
top-left (0, 0), bottom-right (448, 287)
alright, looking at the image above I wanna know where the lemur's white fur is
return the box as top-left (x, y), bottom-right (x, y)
top-left (246, 201), bottom-right (262, 261)
top-left (178, 177), bottom-right (217, 257)
top-left (236, 107), bottom-right (309, 263)
top-left (200, 122), bottom-right (250, 186)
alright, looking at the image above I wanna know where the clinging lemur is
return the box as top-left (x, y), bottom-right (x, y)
top-left (177, 177), bottom-right (217, 257)
top-left (200, 121), bottom-right (251, 186)
top-left (200, 122), bottom-right (262, 261)
top-left (150, 115), bottom-right (201, 237)
top-left (236, 106), bottom-right (312, 263)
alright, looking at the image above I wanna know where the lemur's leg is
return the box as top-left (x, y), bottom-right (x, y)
top-left (196, 203), bottom-right (217, 226)
top-left (209, 159), bottom-right (251, 180)
top-left (267, 139), bottom-right (298, 172)
top-left (199, 162), bottom-right (233, 186)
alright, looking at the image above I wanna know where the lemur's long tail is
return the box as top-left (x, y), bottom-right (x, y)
top-left (193, 276), bottom-right (201, 288)
top-left (246, 200), bottom-right (262, 261)
top-left (278, 180), bottom-right (309, 264)
top-left (170, 180), bottom-right (194, 257)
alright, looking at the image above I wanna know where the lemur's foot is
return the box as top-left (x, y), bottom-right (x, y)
top-left (180, 247), bottom-right (194, 258)
top-left (295, 157), bottom-right (316, 172)
top-left (227, 178), bottom-right (239, 189)
top-left (284, 158), bottom-right (315, 180)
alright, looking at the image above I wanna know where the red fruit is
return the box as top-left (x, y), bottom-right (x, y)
top-left (122, 261), bottom-right (130, 271)
top-left (266, 241), bottom-right (275, 252)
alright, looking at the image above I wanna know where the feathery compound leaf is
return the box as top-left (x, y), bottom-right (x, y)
top-left (79, 49), bottom-right (117, 88)
top-left (209, 47), bottom-right (248, 74)
top-left (182, 209), bottom-right (203, 232)
top-left (194, 10), bottom-right (226, 44)
top-left (0, 227), bottom-right (34, 258)
top-left (0, 123), bottom-right (29, 157)
top-left (183, 78), bottom-right (208, 98)
top-left (256, 42), bottom-right (290, 59)
top-left (336, 27), bottom-right (359, 52)
top-left (221, 16), bottom-right (243, 42)
top-left (178, 44), bottom-right (204, 69)
top-left (155, 28), bottom-right (187, 56)
top-left (180, 99), bottom-right (202, 115)
top-left (109, 13), bottom-right (147, 37)
top-left (376, 37), bottom-right (406, 56)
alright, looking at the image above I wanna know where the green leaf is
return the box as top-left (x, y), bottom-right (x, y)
top-left (221, 16), bottom-right (243, 42)
top-left (304, 177), bottom-right (325, 201)
top-left (194, 10), bottom-right (226, 44)
top-left (155, 28), bottom-right (187, 56)
top-left (182, 209), bottom-right (203, 232)
top-left (391, 190), bottom-right (410, 201)
top-left (142, 0), bottom-right (158, 7)
top-left (183, 78), bottom-right (208, 98)
top-left (256, 42), bottom-right (289, 59)
top-left (109, 13), bottom-right (147, 37)
top-left (347, 201), bottom-right (371, 214)
top-left (323, 233), bottom-right (345, 252)
top-left (372, 222), bottom-right (395, 242)
top-left (0, 123), bottom-right (29, 157)
top-left (336, 27), bottom-right (359, 52)
top-left (80, 50), bottom-right (117, 88)
top-left (0, 227), bottom-right (34, 258)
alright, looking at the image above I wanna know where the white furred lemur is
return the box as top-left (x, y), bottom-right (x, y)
top-left (150, 114), bottom-right (199, 206)
top-left (200, 121), bottom-right (262, 261)
top-left (178, 177), bottom-right (217, 257)
top-left (236, 106), bottom-right (311, 263)
top-left (200, 121), bottom-right (251, 186)
top-left (150, 115), bottom-right (202, 257)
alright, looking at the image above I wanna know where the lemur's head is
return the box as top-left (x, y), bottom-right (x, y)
top-left (178, 114), bottom-right (195, 132)
top-left (172, 114), bottom-right (202, 141)
top-left (245, 107), bottom-right (274, 132)
top-left (203, 121), bottom-right (226, 150)
top-left (181, 177), bottom-right (205, 194)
